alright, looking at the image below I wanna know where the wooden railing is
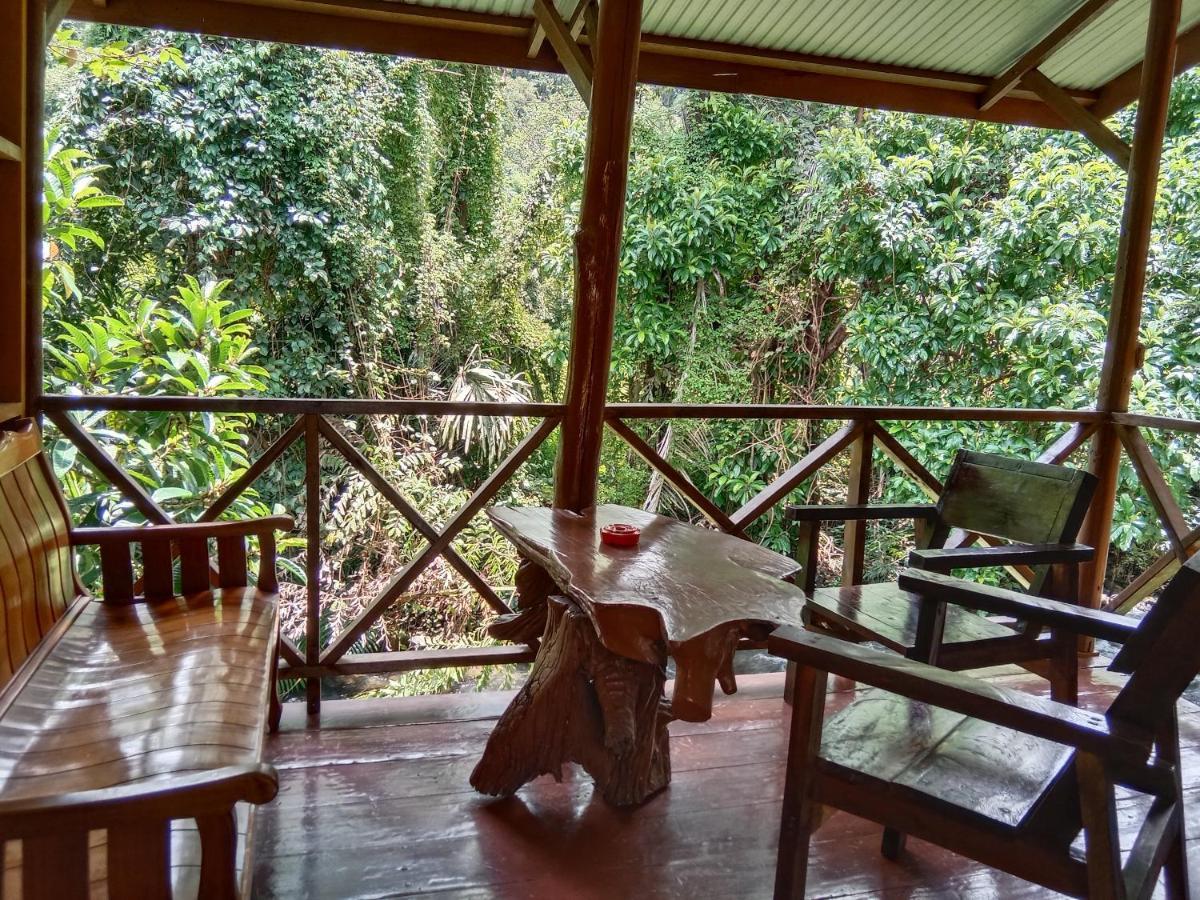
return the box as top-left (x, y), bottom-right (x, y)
top-left (41, 394), bottom-right (564, 714)
top-left (37, 394), bottom-right (1199, 711)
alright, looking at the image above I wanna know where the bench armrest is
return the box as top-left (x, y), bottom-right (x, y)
top-left (897, 568), bottom-right (1138, 643)
top-left (907, 542), bottom-right (1094, 571)
top-left (0, 764), bottom-right (279, 837)
top-left (768, 626), bottom-right (1148, 763)
top-left (71, 515), bottom-right (295, 546)
top-left (786, 504), bottom-right (937, 523)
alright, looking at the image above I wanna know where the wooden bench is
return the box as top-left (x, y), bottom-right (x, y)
top-left (0, 419), bottom-right (290, 898)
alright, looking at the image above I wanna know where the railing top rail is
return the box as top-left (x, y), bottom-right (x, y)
top-left (1112, 411), bottom-right (1200, 436)
top-left (39, 394), bottom-right (566, 417)
top-left (606, 404), bottom-right (1106, 423)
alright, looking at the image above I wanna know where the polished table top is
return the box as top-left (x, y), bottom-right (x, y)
top-left (488, 503), bottom-right (807, 721)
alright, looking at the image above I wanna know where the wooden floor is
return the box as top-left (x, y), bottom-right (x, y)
top-left (252, 659), bottom-right (1200, 899)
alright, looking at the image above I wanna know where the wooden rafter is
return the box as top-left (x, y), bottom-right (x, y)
top-left (979, 0), bottom-right (1119, 111)
top-left (69, 0), bottom-right (1100, 130)
top-left (532, 0), bottom-right (591, 104)
top-left (528, 0), bottom-right (588, 60)
top-left (46, 0), bottom-right (74, 34)
top-left (1023, 69), bottom-right (1131, 169)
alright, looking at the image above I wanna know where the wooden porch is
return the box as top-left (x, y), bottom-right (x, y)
top-left (253, 662), bottom-right (1200, 899)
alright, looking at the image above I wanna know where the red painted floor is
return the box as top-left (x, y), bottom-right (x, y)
top-left (252, 662), bottom-right (1200, 898)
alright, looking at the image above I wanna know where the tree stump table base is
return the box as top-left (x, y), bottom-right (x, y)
top-left (470, 595), bottom-right (672, 807)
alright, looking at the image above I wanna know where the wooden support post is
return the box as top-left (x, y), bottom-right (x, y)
top-left (554, 0), bottom-right (643, 512)
top-left (24, 0), bottom-right (43, 420)
top-left (1081, 0), bottom-right (1180, 610)
top-left (304, 413), bottom-right (322, 715)
top-left (532, 0), bottom-right (592, 105)
top-left (841, 422), bottom-right (873, 585)
top-left (1, 0), bottom-right (30, 424)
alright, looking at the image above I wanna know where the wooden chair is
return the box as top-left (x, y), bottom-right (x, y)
top-left (0, 418), bottom-right (291, 897)
top-left (789, 449), bottom-right (1097, 703)
top-left (769, 555), bottom-right (1200, 899)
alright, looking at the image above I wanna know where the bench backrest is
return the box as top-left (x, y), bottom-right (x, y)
top-left (0, 420), bottom-right (82, 690)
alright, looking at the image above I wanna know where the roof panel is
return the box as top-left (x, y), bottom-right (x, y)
top-left (400, 0), bottom-right (1196, 94)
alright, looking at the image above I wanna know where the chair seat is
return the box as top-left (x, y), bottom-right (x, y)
top-left (821, 687), bottom-right (1074, 829)
top-left (808, 582), bottom-right (1019, 656)
top-left (0, 587), bottom-right (277, 803)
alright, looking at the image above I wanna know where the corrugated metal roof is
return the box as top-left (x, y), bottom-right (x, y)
top-left (411, 0), bottom-right (1198, 93)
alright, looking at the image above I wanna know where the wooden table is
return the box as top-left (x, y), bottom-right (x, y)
top-left (470, 504), bottom-right (805, 806)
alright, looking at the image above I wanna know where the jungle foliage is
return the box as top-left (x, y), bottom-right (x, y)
top-left (42, 25), bottom-right (1200, 690)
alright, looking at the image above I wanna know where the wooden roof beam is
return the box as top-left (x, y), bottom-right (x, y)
top-left (1023, 69), bottom-right (1130, 169)
top-left (979, 0), bottom-right (1119, 111)
top-left (532, 0), bottom-right (591, 106)
top-left (528, 0), bottom-right (589, 60)
top-left (68, 0), bottom-right (1086, 129)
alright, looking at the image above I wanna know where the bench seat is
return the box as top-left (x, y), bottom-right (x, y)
top-left (0, 419), bottom-right (289, 898)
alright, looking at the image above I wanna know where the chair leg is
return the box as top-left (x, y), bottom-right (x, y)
top-left (198, 807), bottom-right (240, 899)
top-left (268, 644), bottom-right (283, 733)
top-left (881, 827), bottom-right (907, 860)
top-left (1049, 629), bottom-right (1079, 705)
top-left (1163, 818), bottom-right (1190, 900)
top-left (775, 665), bottom-right (827, 900)
top-left (1078, 752), bottom-right (1127, 900)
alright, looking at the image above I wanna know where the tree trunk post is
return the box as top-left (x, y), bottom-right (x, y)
top-left (1081, 0), bottom-right (1180, 610)
top-left (554, 0), bottom-right (643, 512)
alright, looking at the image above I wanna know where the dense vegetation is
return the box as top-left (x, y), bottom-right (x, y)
top-left (43, 25), bottom-right (1200, 692)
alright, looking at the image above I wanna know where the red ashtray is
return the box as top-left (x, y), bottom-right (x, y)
top-left (600, 523), bottom-right (641, 548)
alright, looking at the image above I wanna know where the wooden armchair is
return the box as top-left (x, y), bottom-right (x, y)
top-left (789, 449), bottom-right (1097, 702)
top-left (769, 554), bottom-right (1200, 899)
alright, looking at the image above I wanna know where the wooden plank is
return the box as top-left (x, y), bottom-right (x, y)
top-left (553, 0), bottom-right (642, 511)
top-left (45, 409), bottom-right (173, 524)
top-left (731, 422), bottom-right (860, 528)
top-left (1117, 424), bottom-right (1190, 560)
top-left (527, 0), bottom-right (588, 61)
top-left (316, 415), bottom-right (509, 615)
top-left (23, 0), bottom-right (43, 418)
top-left (873, 424), bottom-right (944, 500)
top-left (323, 418), bottom-right (558, 663)
top-left (198, 416), bottom-right (304, 522)
top-left (279, 644), bottom-right (537, 679)
top-left (1038, 421), bottom-right (1099, 464)
top-left (605, 417), bottom-right (744, 537)
top-left (1023, 69), bottom-right (1131, 169)
top-left (607, 403), bottom-right (1104, 423)
top-left (0, 0), bottom-right (27, 418)
top-left (67, 0), bottom-right (1081, 130)
top-left (1112, 411), bottom-right (1200, 435)
top-left (532, 0), bottom-right (591, 104)
top-left (1106, 524), bottom-right (1200, 612)
top-left (41, 393), bottom-right (564, 417)
top-left (979, 0), bottom-right (1120, 111)
top-left (1080, 0), bottom-right (1181, 612)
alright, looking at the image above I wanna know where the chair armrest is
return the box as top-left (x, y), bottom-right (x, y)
top-left (908, 542), bottom-right (1094, 571)
top-left (897, 568), bottom-right (1138, 643)
top-left (786, 504), bottom-right (937, 523)
top-left (767, 626), bottom-right (1148, 763)
top-left (71, 516), bottom-right (295, 546)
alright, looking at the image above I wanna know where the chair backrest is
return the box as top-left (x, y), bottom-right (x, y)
top-left (1107, 552), bottom-right (1200, 737)
top-left (0, 419), bottom-right (82, 690)
top-left (931, 450), bottom-right (1097, 548)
